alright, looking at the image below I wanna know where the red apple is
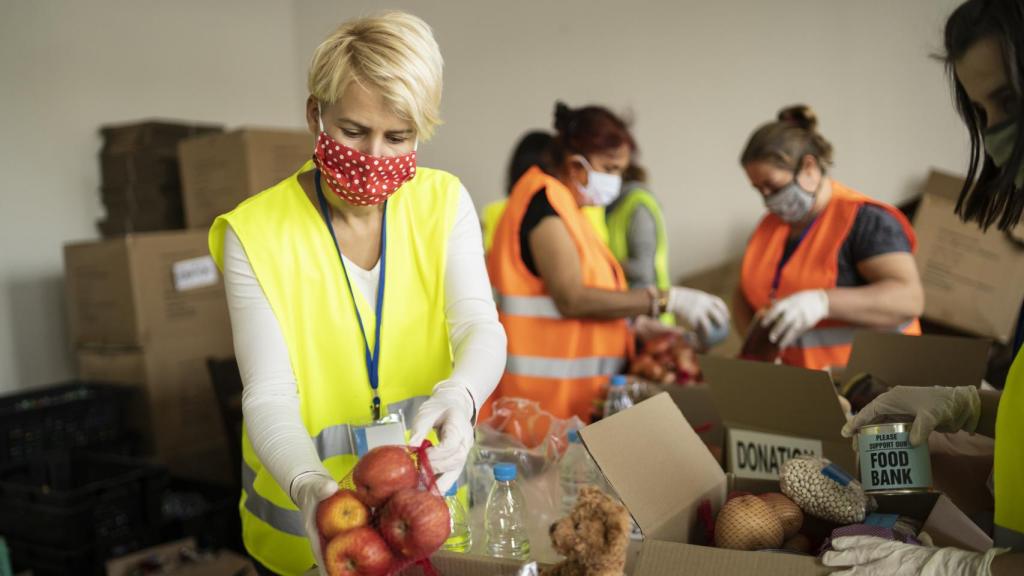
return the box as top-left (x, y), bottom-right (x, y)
top-left (379, 488), bottom-right (451, 558)
top-left (352, 446), bottom-right (419, 507)
top-left (317, 489), bottom-right (370, 540)
top-left (323, 526), bottom-right (395, 576)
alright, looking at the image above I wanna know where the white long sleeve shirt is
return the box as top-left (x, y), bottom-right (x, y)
top-left (222, 184), bottom-right (506, 499)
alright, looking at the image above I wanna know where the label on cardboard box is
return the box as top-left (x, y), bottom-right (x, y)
top-left (727, 428), bottom-right (822, 481)
top-left (172, 256), bottom-right (219, 291)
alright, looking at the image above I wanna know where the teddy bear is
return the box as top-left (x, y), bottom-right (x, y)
top-left (542, 485), bottom-right (632, 576)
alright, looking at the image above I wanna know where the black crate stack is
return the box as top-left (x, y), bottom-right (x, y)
top-left (0, 383), bottom-right (170, 576)
top-left (98, 121), bottom-right (222, 236)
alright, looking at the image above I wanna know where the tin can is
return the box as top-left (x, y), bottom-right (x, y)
top-left (857, 422), bottom-right (932, 493)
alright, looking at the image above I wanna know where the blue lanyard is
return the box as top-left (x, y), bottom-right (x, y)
top-left (770, 217), bottom-right (819, 299)
top-left (315, 170), bottom-right (387, 421)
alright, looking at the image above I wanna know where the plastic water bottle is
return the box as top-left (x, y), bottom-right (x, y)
top-left (603, 374), bottom-right (634, 418)
top-left (442, 484), bottom-right (472, 552)
top-left (485, 463), bottom-right (530, 559)
top-left (559, 429), bottom-right (600, 514)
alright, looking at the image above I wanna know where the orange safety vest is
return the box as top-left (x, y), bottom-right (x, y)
top-left (486, 166), bottom-right (632, 422)
top-left (741, 181), bottom-right (921, 371)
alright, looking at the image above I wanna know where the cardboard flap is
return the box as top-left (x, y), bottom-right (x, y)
top-left (845, 332), bottom-right (990, 389)
top-left (919, 169), bottom-right (963, 201)
top-left (580, 393), bottom-right (725, 543)
top-left (700, 356), bottom-right (846, 441)
top-left (634, 540), bottom-right (829, 576)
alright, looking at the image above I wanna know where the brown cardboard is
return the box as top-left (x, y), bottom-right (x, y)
top-left (101, 121), bottom-right (223, 155)
top-left (913, 169), bottom-right (1024, 343)
top-left (633, 540), bottom-right (829, 576)
top-left (654, 383), bottom-right (725, 458)
top-left (76, 338), bottom-right (234, 486)
top-left (178, 128), bottom-right (314, 229)
top-left (64, 230), bottom-right (232, 348)
top-left (581, 393), bottom-right (726, 544)
top-left (106, 538), bottom-right (256, 576)
top-left (844, 332), bottom-right (990, 389)
top-left (397, 552), bottom-right (551, 576)
top-left (699, 356), bottom-right (855, 475)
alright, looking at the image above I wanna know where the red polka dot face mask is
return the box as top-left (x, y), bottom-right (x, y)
top-left (311, 124), bottom-right (417, 206)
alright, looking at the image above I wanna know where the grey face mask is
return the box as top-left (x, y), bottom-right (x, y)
top-left (984, 120), bottom-right (1024, 188)
top-left (764, 171), bottom-right (816, 224)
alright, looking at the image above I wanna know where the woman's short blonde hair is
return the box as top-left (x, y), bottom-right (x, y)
top-left (308, 11), bottom-right (444, 140)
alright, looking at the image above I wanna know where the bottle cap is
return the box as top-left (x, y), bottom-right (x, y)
top-left (493, 462), bottom-right (517, 482)
top-left (567, 429), bottom-right (581, 443)
top-left (445, 484), bottom-right (458, 497)
top-left (610, 375), bottom-right (627, 387)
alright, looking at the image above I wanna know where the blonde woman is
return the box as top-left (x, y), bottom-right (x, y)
top-left (209, 12), bottom-right (506, 575)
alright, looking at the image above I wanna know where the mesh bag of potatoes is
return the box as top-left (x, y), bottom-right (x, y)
top-left (715, 493), bottom-right (806, 551)
top-left (780, 456), bottom-right (871, 525)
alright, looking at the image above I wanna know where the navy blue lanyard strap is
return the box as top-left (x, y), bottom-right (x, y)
top-left (770, 216), bottom-right (819, 299)
top-left (315, 169), bottom-right (387, 420)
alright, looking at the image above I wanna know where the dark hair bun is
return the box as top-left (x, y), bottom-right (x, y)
top-left (554, 101), bottom-right (575, 135)
top-left (777, 105), bottom-right (818, 131)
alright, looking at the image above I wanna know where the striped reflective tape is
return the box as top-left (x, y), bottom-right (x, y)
top-left (241, 394), bottom-right (429, 535)
top-left (506, 354), bottom-right (625, 379)
top-left (496, 294), bottom-right (563, 319)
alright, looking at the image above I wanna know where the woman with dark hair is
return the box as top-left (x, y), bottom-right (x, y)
top-left (825, 1), bottom-right (1024, 574)
top-left (736, 104), bottom-right (924, 371)
top-left (482, 131), bottom-right (609, 251)
top-left (486, 102), bottom-right (728, 421)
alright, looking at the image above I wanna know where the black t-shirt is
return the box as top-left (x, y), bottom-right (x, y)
top-left (781, 204), bottom-right (912, 286)
top-left (519, 189), bottom-right (559, 276)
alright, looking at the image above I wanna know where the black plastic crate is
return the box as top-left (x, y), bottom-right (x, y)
top-left (7, 538), bottom-right (102, 576)
top-left (0, 382), bottom-right (132, 466)
top-left (0, 451), bottom-right (167, 555)
top-left (161, 478), bottom-right (242, 553)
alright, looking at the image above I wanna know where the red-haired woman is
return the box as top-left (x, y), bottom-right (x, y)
top-left (487, 102), bottom-right (729, 421)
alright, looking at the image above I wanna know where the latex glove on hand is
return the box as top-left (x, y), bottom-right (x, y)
top-left (823, 535), bottom-right (1007, 576)
top-left (633, 314), bottom-right (685, 341)
top-left (292, 471), bottom-right (339, 576)
top-left (763, 289), bottom-right (829, 349)
top-left (841, 385), bottom-right (981, 446)
top-left (667, 287), bottom-right (730, 337)
top-left (410, 380), bottom-right (476, 495)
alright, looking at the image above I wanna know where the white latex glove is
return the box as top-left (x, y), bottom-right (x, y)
top-left (762, 289), bottom-right (829, 349)
top-left (291, 471), bottom-right (339, 576)
top-left (823, 536), bottom-right (1007, 576)
top-left (409, 380), bottom-right (476, 495)
top-left (841, 385), bottom-right (981, 446)
top-left (667, 287), bottom-right (729, 336)
top-left (633, 314), bottom-right (685, 341)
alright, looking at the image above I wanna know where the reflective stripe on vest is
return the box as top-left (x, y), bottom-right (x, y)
top-left (506, 355), bottom-right (625, 380)
top-left (795, 321), bottom-right (915, 349)
top-left (497, 294), bottom-right (563, 319)
top-left (241, 395), bottom-right (429, 538)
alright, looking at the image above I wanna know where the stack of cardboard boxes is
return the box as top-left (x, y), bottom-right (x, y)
top-left (67, 123), bottom-right (314, 486)
top-left (98, 121), bottom-right (223, 236)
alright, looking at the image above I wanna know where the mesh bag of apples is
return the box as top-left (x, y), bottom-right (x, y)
top-left (317, 443), bottom-right (450, 576)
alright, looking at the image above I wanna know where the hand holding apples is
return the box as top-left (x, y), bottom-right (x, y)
top-left (293, 472), bottom-right (341, 576)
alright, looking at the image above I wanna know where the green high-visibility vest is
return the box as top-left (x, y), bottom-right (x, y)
top-left (606, 184), bottom-right (673, 323)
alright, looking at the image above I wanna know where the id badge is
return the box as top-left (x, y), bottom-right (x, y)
top-left (351, 412), bottom-right (407, 458)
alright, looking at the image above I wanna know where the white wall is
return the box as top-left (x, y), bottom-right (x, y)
top-left (0, 0), bottom-right (306, 393)
top-left (0, 0), bottom-right (969, 393)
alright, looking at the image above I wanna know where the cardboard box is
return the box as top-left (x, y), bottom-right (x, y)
top-left (76, 340), bottom-right (234, 486)
top-left (844, 331), bottom-right (990, 389)
top-left (101, 121), bottom-right (223, 155)
top-left (913, 169), bottom-right (1024, 343)
top-left (699, 356), bottom-right (855, 480)
top-left (64, 230), bottom-right (232, 348)
top-left (582, 393), bottom-right (988, 575)
top-left (106, 538), bottom-right (255, 576)
top-left (178, 128), bottom-right (314, 229)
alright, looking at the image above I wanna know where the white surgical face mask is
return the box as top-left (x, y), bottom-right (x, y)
top-left (984, 119), bottom-right (1024, 188)
top-left (574, 155), bottom-right (622, 206)
top-left (764, 166), bottom-right (817, 224)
